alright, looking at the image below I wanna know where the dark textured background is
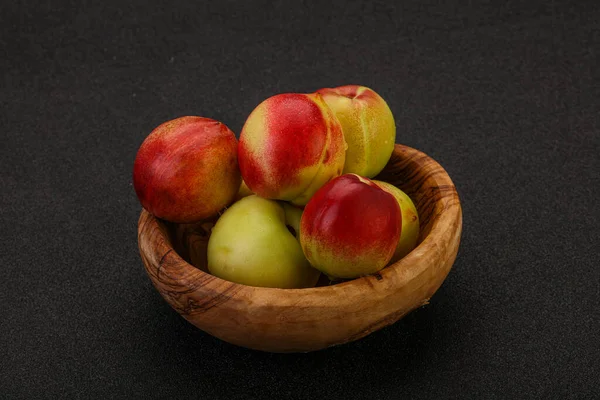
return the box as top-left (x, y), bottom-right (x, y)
top-left (2, 1), bottom-right (599, 398)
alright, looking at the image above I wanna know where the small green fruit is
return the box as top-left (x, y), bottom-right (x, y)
top-left (207, 195), bottom-right (320, 288)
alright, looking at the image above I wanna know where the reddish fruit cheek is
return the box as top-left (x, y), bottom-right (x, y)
top-left (135, 149), bottom-right (183, 216)
top-left (265, 95), bottom-right (327, 181)
top-left (132, 160), bottom-right (148, 204)
top-left (133, 140), bottom-right (168, 210)
top-left (134, 121), bottom-right (235, 217)
top-left (305, 176), bottom-right (401, 258)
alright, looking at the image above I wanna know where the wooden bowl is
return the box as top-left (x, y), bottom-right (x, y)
top-left (137, 144), bottom-right (462, 352)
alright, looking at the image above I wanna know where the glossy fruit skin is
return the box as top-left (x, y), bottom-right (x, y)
top-left (133, 116), bottom-right (240, 223)
top-left (373, 181), bottom-right (420, 262)
top-left (316, 85), bottom-right (395, 178)
top-left (238, 93), bottom-right (346, 206)
top-left (207, 195), bottom-right (320, 289)
top-left (299, 174), bottom-right (402, 279)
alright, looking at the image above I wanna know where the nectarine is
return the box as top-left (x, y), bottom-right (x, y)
top-left (133, 116), bottom-right (240, 223)
top-left (299, 174), bottom-right (401, 279)
top-left (238, 93), bottom-right (346, 206)
top-left (207, 195), bottom-right (320, 289)
top-left (317, 85), bottom-right (395, 178)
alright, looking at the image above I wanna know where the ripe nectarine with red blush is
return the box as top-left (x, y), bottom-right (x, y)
top-left (238, 93), bottom-right (346, 206)
top-left (299, 174), bottom-right (401, 279)
top-left (133, 116), bottom-right (240, 223)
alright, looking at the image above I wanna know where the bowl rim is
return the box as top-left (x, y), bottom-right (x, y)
top-left (138, 143), bottom-right (461, 307)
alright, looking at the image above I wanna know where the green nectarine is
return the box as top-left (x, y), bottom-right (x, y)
top-left (207, 195), bottom-right (320, 288)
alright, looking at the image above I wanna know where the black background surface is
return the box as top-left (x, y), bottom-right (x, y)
top-left (2, 1), bottom-right (599, 398)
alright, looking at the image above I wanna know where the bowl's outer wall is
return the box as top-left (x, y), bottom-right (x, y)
top-left (137, 144), bottom-right (462, 352)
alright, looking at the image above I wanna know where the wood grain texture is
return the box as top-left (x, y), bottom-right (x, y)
top-left (137, 144), bottom-right (462, 352)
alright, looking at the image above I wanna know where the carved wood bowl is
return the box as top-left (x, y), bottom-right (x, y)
top-left (137, 144), bottom-right (462, 353)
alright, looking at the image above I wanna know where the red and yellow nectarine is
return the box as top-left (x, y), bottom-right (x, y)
top-left (133, 116), bottom-right (240, 223)
top-left (317, 85), bottom-right (395, 178)
top-left (238, 93), bottom-right (347, 206)
top-left (299, 174), bottom-right (402, 279)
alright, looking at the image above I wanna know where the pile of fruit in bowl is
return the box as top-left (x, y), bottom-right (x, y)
top-left (134, 85), bottom-right (420, 288)
top-left (133, 85), bottom-right (462, 352)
